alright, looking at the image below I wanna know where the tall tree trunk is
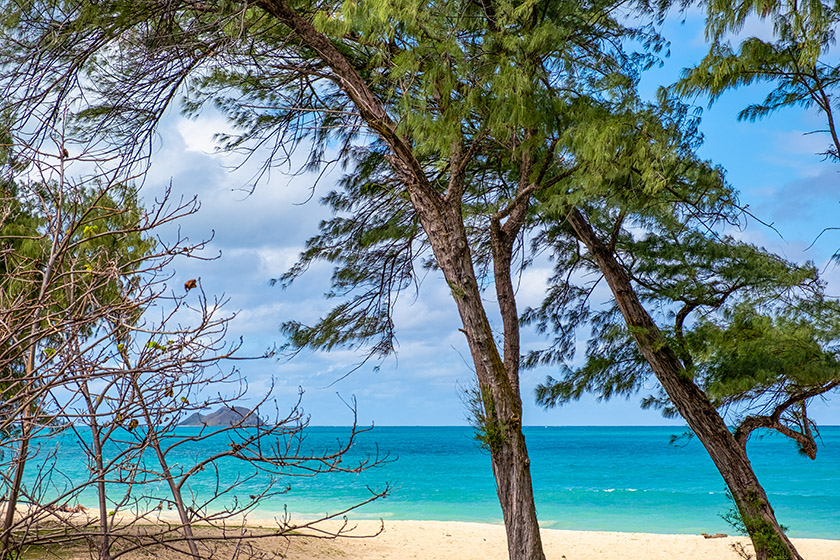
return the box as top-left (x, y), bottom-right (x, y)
top-left (450, 274), bottom-right (546, 560)
top-left (567, 207), bottom-right (802, 560)
top-left (2, 185), bottom-right (65, 559)
top-left (491, 426), bottom-right (545, 560)
top-left (256, 3), bottom-right (549, 558)
top-left (487, 183), bottom-right (546, 560)
top-left (426, 204), bottom-right (545, 560)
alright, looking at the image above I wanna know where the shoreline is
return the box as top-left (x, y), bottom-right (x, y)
top-left (274, 519), bottom-right (840, 560)
top-left (28, 426), bottom-right (840, 540)
top-left (13, 508), bottom-right (839, 559)
top-left (155, 514), bottom-right (840, 559)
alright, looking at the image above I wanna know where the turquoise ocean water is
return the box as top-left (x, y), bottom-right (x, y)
top-left (29, 426), bottom-right (840, 538)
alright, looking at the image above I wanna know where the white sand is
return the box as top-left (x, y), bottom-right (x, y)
top-left (276, 520), bottom-right (840, 560)
top-left (20, 509), bottom-right (836, 559)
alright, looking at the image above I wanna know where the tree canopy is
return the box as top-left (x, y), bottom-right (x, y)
top-left (1, 2), bottom-right (837, 560)
top-left (677, 0), bottom-right (840, 160)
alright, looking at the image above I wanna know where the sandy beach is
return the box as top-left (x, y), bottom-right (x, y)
top-left (12, 512), bottom-right (838, 559)
top-left (275, 520), bottom-right (840, 560)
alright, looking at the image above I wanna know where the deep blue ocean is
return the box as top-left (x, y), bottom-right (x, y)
top-left (30, 426), bottom-right (840, 538)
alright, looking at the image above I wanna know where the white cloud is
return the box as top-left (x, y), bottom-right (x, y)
top-left (515, 266), bottom-right (551, 309)
top-left (176, 114), bottom-right (235, 155)
top-left (225, 246), bottom-right (304, 277)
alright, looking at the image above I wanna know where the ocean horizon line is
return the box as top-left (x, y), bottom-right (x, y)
top-left (29, 425), bottom-right (839, 539)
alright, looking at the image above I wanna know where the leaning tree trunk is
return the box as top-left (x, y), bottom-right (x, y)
top-left (256, 3), bottom-right (549, 559)
top-left (567, 208), bottom-right (802, 560)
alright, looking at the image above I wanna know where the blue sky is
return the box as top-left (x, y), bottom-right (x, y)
top-left (141, 8), bottom-right (840, 427)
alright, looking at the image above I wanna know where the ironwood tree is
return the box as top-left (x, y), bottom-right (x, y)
top-left (0, 2), bottom-right (670, 558)
top-left (666, 5), bottom-right (840, 555)
top-left (524, 94), bottom-right (840, 559)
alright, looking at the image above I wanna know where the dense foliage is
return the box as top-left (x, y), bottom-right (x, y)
top-left (1, 2), bottom-right (837, 559)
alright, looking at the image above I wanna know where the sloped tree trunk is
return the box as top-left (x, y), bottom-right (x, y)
top-left (257, 2), bottom-right (548, 558)
top-left (567, 207), bottom-right (802, 560)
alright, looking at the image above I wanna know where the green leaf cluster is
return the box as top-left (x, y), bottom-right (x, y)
top-left (676, 0), bottom-right (840, 159)
top-left (533, 201), bottom-right (840, 426)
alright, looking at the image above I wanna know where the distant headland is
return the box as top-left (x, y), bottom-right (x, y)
top-left (179, 406), bottom-right (262, 427)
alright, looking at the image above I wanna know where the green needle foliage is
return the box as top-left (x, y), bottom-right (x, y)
top-left (697, 301), bottom-right (840, 395)
top-left (675, 0), bottom-right (840, 160)
top-left (1, 2), bottom-right (832, 559)
top-left (531, 162), bottom-right (839, 454)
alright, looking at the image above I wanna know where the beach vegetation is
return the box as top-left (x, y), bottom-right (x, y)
top-left (463, 384), bottom-right (507, 454)
top-left (723, 490), bottom-right (794, 560)
top-left (0, 2), bottom-right (833, 560)
top-left (0, 1), bottom-right (676, 558)
top-left (0, 130), bottom-right (387, 559)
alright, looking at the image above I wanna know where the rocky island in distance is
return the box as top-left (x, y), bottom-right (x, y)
top-left (178, 406), bottom-right (262, 427)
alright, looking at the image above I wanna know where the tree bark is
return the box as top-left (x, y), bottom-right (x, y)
top-left (422, 202), bottom-right (547, 560)
top-left (566, 207), bottom-right (802, 560)
top-left (0, 430), bottom-right (28, 558)
top-left (255, 2), bottom-right (547, 558)
top-left (491, 424), bottom-right (545, 560)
